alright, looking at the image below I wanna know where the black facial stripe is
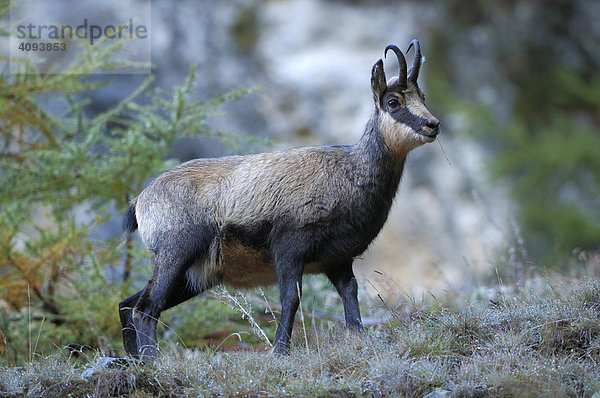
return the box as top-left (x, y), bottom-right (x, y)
top-left (390, 106), bottom-right (427, 131)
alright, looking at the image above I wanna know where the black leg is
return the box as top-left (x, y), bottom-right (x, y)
top-left (273, 257), bottom-right (304, 355)
top-left (131, 252), bottom-right (193, 361)
top-left (119, 275), bottom-right (201, 359)
top-left (119, 290), bottom-right (142, 357)
top-left (163, 278), bottom-right (203, 312)
top-left (326, 260), bottom-right (363, 332)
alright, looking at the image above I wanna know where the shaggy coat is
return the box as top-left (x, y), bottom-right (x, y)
top-left (119, 40), bottom-right (440, 359)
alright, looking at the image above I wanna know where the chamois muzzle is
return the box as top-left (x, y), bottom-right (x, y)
top-left (421, 119), bottom-right (441, 140)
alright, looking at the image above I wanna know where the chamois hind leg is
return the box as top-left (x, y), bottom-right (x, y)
top-left (326, 260), bottom-right (363, 332)
top-left (119, 290), bottom-right (143, 357)
top-left (120, 272), bottom-right (202, 359)
top-left (162, 276), bottom-right (203, 312)
top-left (131, 249), bottom-right (197, 361)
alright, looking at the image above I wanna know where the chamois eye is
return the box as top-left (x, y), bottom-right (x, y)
top-left (387, 98), bottom-right (400, 108)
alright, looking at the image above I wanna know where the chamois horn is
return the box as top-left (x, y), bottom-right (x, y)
top-left (384, 44), bottom-right (407, 88)
top-left (406, 39), bottom-right (423, 84)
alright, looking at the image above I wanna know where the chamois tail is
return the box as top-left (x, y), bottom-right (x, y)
top-left (119, 199), bottom-right (138, 249)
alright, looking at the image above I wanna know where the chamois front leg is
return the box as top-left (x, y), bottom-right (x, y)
top-left (326, 260), bottom-right (363, 332)
top-left (273, 255), bottom-right (304, 355)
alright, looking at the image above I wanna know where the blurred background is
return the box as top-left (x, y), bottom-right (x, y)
top-left (1, 0), bottom-right (599, 360)
top-left (114, 0), bottom-right (599, 292)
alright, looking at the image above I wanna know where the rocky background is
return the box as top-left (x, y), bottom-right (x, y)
top-left (125, 0), bottom-right (511, 294)
top-left (78, 0), bottom-right (543, 294)
top-left (12, 0), bottom-right (599, 295)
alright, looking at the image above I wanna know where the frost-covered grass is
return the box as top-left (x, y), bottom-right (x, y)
top-left (2, 279), bottom-right (600, 397)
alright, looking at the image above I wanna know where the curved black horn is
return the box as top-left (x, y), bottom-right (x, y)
top-left (406, 39), bottom-right (422, 84)
top-left (384, 44), bottom-right (407, 88)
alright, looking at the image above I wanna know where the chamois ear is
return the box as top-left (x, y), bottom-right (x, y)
top-left (371, 59), bottom-right (387, 105)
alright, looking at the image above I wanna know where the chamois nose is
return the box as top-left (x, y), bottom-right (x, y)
top-left (426, 120), bottom-right (440, 132)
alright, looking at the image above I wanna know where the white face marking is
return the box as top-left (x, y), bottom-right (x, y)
top-left (406, 94), bottom-right (427, 117)
top-left (379, 112), bottom-right (431, 158)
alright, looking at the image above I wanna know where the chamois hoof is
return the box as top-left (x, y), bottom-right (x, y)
top-left (81, 356), bottom-right (141, 378)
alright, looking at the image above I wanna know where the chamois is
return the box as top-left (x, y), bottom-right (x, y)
top-left (119, 40), bottom-right (440, 359)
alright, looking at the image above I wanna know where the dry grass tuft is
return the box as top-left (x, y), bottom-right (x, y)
top-left (1, 280), bottom-right (600, 397)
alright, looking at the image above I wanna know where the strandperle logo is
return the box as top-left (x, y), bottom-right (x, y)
top-left (16, 18), bottom-right (148, 46)
top-left (9, 0), bottom-right (151, 75)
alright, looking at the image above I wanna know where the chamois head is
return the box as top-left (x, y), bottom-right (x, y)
top-left (371, 40), bottom-right (440, 154)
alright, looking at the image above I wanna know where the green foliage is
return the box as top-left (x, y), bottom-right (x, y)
top-left (427, 0), bottom-right (600, 264)
top-left (0, 6), bottom-right (251, 363)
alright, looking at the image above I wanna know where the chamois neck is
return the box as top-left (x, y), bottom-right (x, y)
top-left (344, 108), bottom-right (406, 243)
top-left (354, 108), bottom-right (407, 180)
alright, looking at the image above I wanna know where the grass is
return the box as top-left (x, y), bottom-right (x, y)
top-left (1, 278), bottom-right (600, 397)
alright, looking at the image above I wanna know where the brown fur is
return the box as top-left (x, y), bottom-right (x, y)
top-left (219, 242), bottom-right (275, 288)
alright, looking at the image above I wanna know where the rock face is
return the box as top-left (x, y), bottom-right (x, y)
top-left (147, 0), bottom-right (508, 295)
top-left (30, 0), bottom-right (510, 295)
